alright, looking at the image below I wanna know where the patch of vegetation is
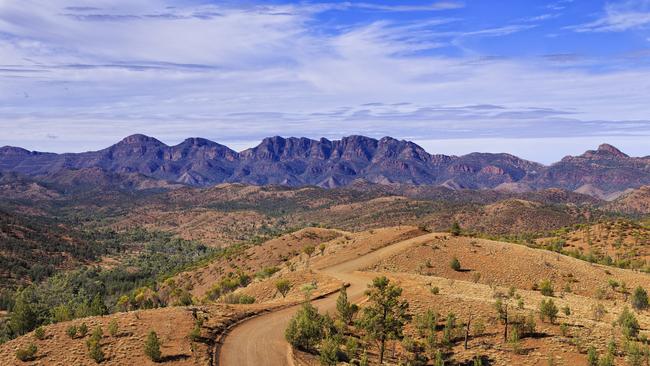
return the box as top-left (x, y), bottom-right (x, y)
top-left (1, 229), bottom-right (217, 341)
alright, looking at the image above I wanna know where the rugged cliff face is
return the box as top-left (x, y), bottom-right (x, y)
top-left (1, 135), bottom-right (649, 196)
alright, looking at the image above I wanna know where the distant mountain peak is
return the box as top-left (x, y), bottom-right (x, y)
top-left (118, 134), bottom-right (164, 146)
top-left (597, 143), bottom-right (628, 158)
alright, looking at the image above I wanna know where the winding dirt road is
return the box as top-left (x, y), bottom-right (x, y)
top-left (217, 232), bottom-right (440, 366)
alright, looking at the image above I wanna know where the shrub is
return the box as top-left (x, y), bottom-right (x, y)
top-left (66, 325), bottom-right (78, 339)
top-left (34, 326), bottom-right (45, 340)
top-left (562, 305), bottom-right (571, 316)
top-left (189, 325), bottom-right (201, 342)
top-left (450, 222), bottom-right (461, 236)
top-left (539, 299), bottom-right (559, 323)
top-left (587, 346), bottom-right (598, 366)
top-left (627, 341), bottom-right (644, 366)
top-left (450, 257), bottom-right (461, 271)
top-left (632, 287), bottom-right (649, 311)
top-left (430, 286), bottom-right (440, 295)
top-left (79, 323), bottom-right (88, 337)
top-left (144, 331), bottom-right (162, 362)
top-left (539, 280), bottom-right (554, 297)
top-left (108, 319), bottom-right (118, 337)
top-left (617, 307), bottom-right (640, 339)
top-left (87, 338), bottom-right (105, 363)
top-left (15, 343), bottom-right (37, 361)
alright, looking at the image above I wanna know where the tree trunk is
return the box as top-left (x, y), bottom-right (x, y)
top-left (503, 304), bottom-right (508, 342)
top-left (465, 313), bottom-right (472, 350)
top-left (379, 336), bottom-right (385, 364)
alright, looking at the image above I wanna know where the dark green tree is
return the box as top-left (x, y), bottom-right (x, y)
top-left (357, 276), bottom-right (410, 364)
top-left (336, 285), bottom-right (357, 325)
top-left (631, 286), bottom-right (649, 311)
top-left (285, 302), bottom-right (324, 351)
top-left (144, 330), bottom-right (162, 362)
top-left (450, 222), bottom-right (461, 236)
top-left (9, 288), bottom-right (38, 335)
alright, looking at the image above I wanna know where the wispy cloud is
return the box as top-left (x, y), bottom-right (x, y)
top-left (0, 0), bottom-right (649, 162)
top-left (568, 0), bottom-right (650, 32)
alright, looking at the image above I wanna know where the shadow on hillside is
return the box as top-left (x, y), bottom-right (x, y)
top-left (162, 354), bottom-right (191, 362)
top-left (527, 331), bottom-right (551, 340)
top-left (458, 355), bottom-right (494, 365)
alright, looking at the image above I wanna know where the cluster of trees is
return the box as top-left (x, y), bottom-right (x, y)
top-left (0, 229), bottom-right (217, 343)
top-left (285, 276), bottom-right (480, 365)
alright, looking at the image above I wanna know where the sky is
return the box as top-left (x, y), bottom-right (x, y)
top-left (1, 0), bottom-right (650, 163)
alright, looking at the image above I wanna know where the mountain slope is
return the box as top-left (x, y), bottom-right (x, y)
top-left (1, 135), bottom-right (648, 195)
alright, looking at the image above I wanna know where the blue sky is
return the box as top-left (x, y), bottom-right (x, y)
top-left (1, 0), bottom-right (650, 163)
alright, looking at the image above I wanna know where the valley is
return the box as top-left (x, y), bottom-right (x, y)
top-left (0, 136), bottom-right (649, 365)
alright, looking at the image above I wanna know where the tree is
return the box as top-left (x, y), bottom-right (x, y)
top-left (450, 257), bottom-right (461, 271)
top-left (450, 222), bottom-right (461, 236)
top-left (336, 285), bottom-right (357, 325)
top-left (116, 295), bottom-right (130, 312)
top-left (276, 279), bottom-right (292, 298)
top-left (87, 338), bottom-right (105, 363)
top-left (9, 288), bottom-right (38, 335)
top-left (494, 299), bottom-right (509, 341)
top-left (90, 293), bottom-right (108, 316)
top-left (319, 337), bottom-right (340, 366)
top-left (285, 302), bottom-right (324, 351)
top-left (319, 243), bottom-right (327, 256)
top-left (108, 319), bottom-right (118, 337)
top-left (357, 276), bottom-right (410, 364)
top-left (87, 326), bottom-right (104, 363)
top-left (304, 245), bottom-right (315, 258)
top-left (144, 330), bottom-right (162, 362)
top-left (631, 286), bottom-right (649, 311)
top-left (617, 307), bottom-right (640, 339)
top-left (539, 299), bottom-right (558, 324)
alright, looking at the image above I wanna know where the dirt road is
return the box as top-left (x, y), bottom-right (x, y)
top-left (217, 232), bottom-right (440, 365)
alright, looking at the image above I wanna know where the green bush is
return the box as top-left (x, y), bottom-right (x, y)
top-left (79, 323), bottom-right (88, 337)
top-left (87, 338), bottom-right (105, 363)
top-left (587, 346), bottom-right (598, 366)
top-left (539, 299), bottom-right (558, 323)
top-left (108, 319), bottom-right (118, 337)
top-left (539, 280), bottom-right (554, 297)
top-left (450, 257), bottom-right (461, 271)
top-left (319, 337), bottom-right (340, 366)
top-left (66, 325), bottom-right (77, 339)
top-left (285, 302), bottom-right (324, 351)
top-left (617, 307), bottom-right (640, 339)
top-left (34, 326), bottom-right (45, 340)
top-left (450, 222), bottom-right (461, 236)
top-left (144, 330), bottom-right (162, 362)
top-left (15, 343), bottom-right (37, 361)
top-left (632, 287), bottom-right (649, 311)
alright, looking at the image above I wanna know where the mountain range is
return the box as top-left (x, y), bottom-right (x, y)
top-left (1, 134), bottom-right (649, 199)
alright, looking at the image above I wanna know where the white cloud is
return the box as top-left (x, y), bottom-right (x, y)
top-left (0, 0), bottom-right (649, 163)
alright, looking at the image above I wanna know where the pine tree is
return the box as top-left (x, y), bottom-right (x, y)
top-left (144, 330), bottom-right (162, 362)
top-left (357, 276), bottom-right (410, 364)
